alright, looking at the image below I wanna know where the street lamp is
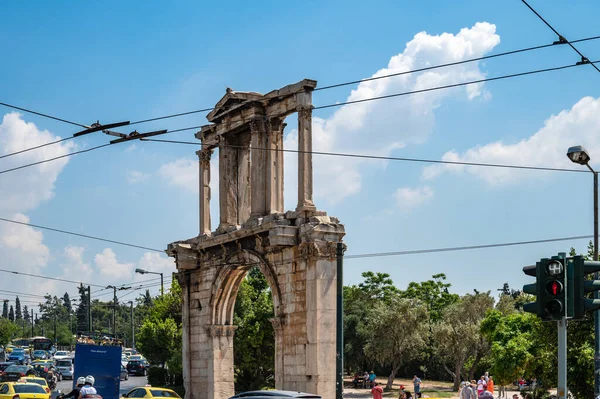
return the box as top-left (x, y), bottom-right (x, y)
top-left (135, 268), bottom-right (164, 297)
top-left (567, 144), bottom-right (599, 396)
top-left (127, 301), bottom-right (135, 349)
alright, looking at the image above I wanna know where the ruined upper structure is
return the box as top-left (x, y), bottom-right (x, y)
top-left (195, 79), bottom-right (318, 236)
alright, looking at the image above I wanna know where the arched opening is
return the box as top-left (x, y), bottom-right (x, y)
top-left (209, 250), bottom-right (280, 393)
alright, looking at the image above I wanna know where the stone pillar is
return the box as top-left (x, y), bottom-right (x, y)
top-left (219, 137), bottom-right (238, 230)
top-left (237, 132), bottom-right (252, 224)
top-left (296, 106), bottom-right (316, 212)
top-left (197, 148), bottom-right (213, 235)
top-left (250, 117), bottom-right (268, 217)
top-left (266, 118), bottom-right (284, 214)
top-left (206, 325), bottom-right (237, 399)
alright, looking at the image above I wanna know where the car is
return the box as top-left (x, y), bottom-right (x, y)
top-left (54, 359), bottom-right (73, 380)
top-left (31, 351), bottom-right (48, 361)
top-left (120, 365), bottom-right (129, 381)
top-left (52, 351), bottom-right (69, 361)
top-left (30, 362), bottom-right (60, 381)
top-left (0, 365), bottom-right (36, 382)
top-left (126, 359), bottom-right (150, 376)
top-left (7, 349), bottom-right (26, 365)
top-left (0, 381), bottom-right (51, 399)
top-left (121, 386), bottom-right (180, 398)
top-left (19, 377), bottom-right (51, 394)
top-left (0, 364), bottom-right (13, 374)
top-left (228, 391), bottom-right (322, 399)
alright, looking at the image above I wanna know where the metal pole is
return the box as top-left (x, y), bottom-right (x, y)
top-left (53, 312), bottom-right (57, 346)
top-left (112, 287), bottom-right (117, 337)
top-left (594, 171), bottom-right (600, 397)
top-left (87, 286), bottom-right (92, 332)
top-left (30, 312), bottom-right (33, 337)
top-left (130, 302), bottom-right (134, 349)
top-left (557, 317), bottom-right (568, 399)
top-left (336, 242), bottom-right (345, 399)
top-left (160, 273), bottom-right (164, 297)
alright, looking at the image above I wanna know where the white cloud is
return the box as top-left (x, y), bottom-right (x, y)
top-left (159, 159), bottom-right (197, 191)
top-left (393, 186), bottom-right (434, 210)
top-left (423, 96), bottom-right (600, 185)
top-left (282, 22), bottom-right (499, 206)
top-left (95, 248), bottom-right (135, 279)
top-left (126, 170), bottom-right (150, 183)
top-left (0, 112), bottom-right (74, 213)
top-left (124, 144), bottom-right (137, 153)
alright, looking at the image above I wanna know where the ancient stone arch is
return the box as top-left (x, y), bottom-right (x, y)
top-left (167, 79), bottom-right (345, 399)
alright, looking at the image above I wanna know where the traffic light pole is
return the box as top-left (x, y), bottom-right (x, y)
top-left (558, 317), bottom-right (567, 399)
top-left (593, 170), bottom-right (600, 397)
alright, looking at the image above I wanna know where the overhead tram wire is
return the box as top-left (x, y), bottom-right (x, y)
top-left (1, 60), bottom-right (597, 177)
top-left (121, 34), bottom-right (600, 126)
top-left (0, 101), bottom-right (87, 128)
top-left (0, 137), bottom-right (75, 161)
top-left (0, 126), bottom-right (202, 177)
top-left (141, 139), bottom-right (588, 174)
top-left (522, 0), bottom-right (600, 74)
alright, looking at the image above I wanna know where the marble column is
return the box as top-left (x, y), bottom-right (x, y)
top-left (250, 117), bottom-right (268, 217)
top-left (219, 138), bottom-right (238, 229)
top-left (237, 131), bottom-right (252, 224)
top-left (297, 106), bottom-right (316, 212)
top-left (197, 148), bottom-right (213, 235)
top-left (266, 118), bottom-right (285, 214)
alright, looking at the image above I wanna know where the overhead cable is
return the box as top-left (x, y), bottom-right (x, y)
top-left (141, 139), bottom-right (588, 174)
top-left (0, 101), bottom-right (87, 128)
top-left (522, 0), bottom-right (600, 74)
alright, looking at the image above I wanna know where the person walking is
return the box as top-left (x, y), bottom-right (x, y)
top-left (413, 375), bottom-right (422, 398)
top-left (486, 377), bottom-right (494, 394)
top-left (371, 382), bottom-right (383, 399)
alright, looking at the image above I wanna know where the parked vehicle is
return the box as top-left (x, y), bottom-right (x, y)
top-left (121, 386), bottom-right (179, 398)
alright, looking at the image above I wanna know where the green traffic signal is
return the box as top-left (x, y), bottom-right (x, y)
top-left (571, 256), bottom-right (600, 319)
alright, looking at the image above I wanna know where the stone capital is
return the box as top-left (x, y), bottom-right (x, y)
top-left (197, 148), bottom-right (213, 168)
top-left (249, 117), bottom-right (265, 133)
top-left (298, 241), bottom-right (345, 260)
top-left (269, 316), bottom-right (285, 330)
top-left (267, 117), bottom-right (284, 133)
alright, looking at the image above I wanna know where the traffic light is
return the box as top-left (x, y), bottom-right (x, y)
top-left (523, 255), bottom-right (567, 321)
top-left (571, 255), bottom-right (600, 319)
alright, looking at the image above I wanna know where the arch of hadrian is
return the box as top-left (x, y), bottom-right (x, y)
top-left (167, 79), bottom-right (345, 399)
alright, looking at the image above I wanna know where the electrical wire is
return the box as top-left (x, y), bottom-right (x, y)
top-left (123, 34), bottom-right (600, 125)
top-left (0, 267), bottom-right (105, 288)
top-left (141, 139), bottom-right (588, 174)
top-left (0, 101), bottom-right (87, 128)
top-left (0, 143), bottom-right (111, 176)
top-left (0, 137), bottom-right (76, 161)
top-left (521, 0), bottom-right (600, 74)
top-left (0, 216), bottom-right (164, 253)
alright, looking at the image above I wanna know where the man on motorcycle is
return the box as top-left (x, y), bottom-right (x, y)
top-left (59, 377), bottom-right (85, 399)
top-left (78, 375), bottom-right (98, 399)
top-left (46, 370), bottom-right (57, 390)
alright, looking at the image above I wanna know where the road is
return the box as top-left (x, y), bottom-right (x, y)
top-left (54, 375), bottom-right (148, 398)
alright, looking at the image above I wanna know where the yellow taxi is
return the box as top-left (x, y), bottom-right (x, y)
top-left (19, 378), bottom-right (51, 394)
top-left (121, 386), bottom-right (181, 398)
top-left (0, 381), bottom-right (50, 399)
top-left (5, 346), bottom-right (15, 354)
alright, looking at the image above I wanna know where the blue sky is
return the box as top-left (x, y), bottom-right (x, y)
top-left (1, 0), bottom-right (600, 307)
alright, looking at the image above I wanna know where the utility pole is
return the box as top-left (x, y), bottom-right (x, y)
top-left (106, 285), bottom-right (132, 339)
top-left (53, 311), bottom-right (57, 346)
top-left (129, 301), bottom-right (135, 349)
top-left (87, 286), bottom-right (92, 333)
top-left (30, 311), bottom-right (34, 337)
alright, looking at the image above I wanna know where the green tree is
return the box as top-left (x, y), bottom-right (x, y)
top-left (233, 267), bottom-right (275, 391)
top-left (76, 284), bottom-right (89, 333)
top-left (433, 292), bottom-right (494, 390)
top-left (63, 293), bottom-right (72, 314)
top-left (15, 297), bottom-right (22, 320)
top-left (8, 306), bottom-right (14, 322)
top-left (364, 298), bottom-right (429, 389)
top-left (2, 301), bottom-right (8, 318)
top-left (344, 272), bottom-right (400, 373)
top-left (0, 318), bottom-right (16, 346)
top-left (400, 273), bottom-right (459, 323)
top-left (136, 317), bottom-right (179, 367)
